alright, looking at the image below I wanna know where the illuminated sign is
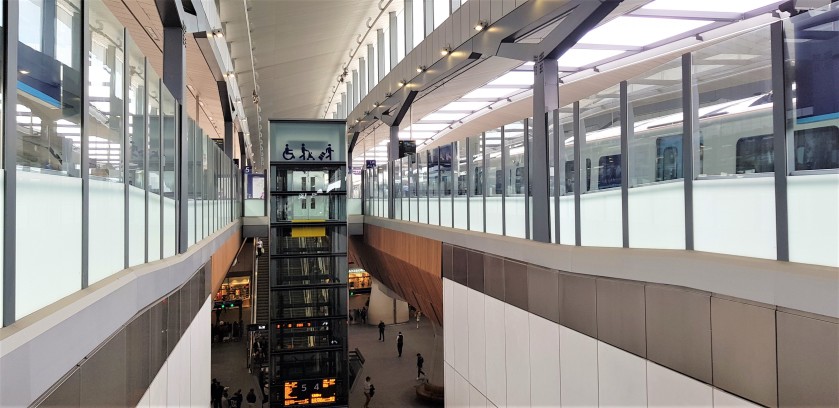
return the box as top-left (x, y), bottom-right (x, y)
top-left (284, 378), bottom-right (337, 406)
top-left (276, 321), bottom-right (329, 330)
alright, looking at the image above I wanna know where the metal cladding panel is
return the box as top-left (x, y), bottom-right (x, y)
top-left (467, 249), bottom-right (485, 292)
top-left (504, 259), bottom-right (528, 310)
top-left (777, 311), bottom-right (839, 408)
top-left (558, 272), bottom-right (597, 338)
top-left (483, 254), bottom-right (505, 301)
top-left (596, 278), bottom-right (647, 358)
top-left (645, 284), bottom-right (712, 384)
top-left (711, 297), bottom-right (778, 408)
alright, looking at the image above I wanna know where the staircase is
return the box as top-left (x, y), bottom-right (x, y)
top-left (254, 236), bottom-right (270, 325)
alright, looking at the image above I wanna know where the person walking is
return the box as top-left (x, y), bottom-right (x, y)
top-left (377, 321), bottom-right (385, 341)
top-left (363, 376), bottom-right (375, 408)
top-left (232, 389), bottom-right (243, 408)
top-left (211, 379), bottom-right (223, 408)
top-left (396, 332), bottom-right (404, 357)
top-left (416, 353), bottom-right (426, 380)
top-left (416, 311), bottom-right (421, 329)
top-left (246, 389), bottom-right (257, 408)
top-left (361, 306), bottom-right (367, 324)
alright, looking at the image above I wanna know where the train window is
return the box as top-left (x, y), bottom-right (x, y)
top-left (598, 155), bottom-right (622, 189)
top-left (514, 167), bottom-right (523, 194)
top-left (585, 158), bottom-right (592, 192)
top-left (495, 170), bottom-right (503, 195)
top-left (736, 134), bottom-right (774, 174)
top-left (794, 126), bottom-right (839, 171)
top-left (474, 167), bottom-right (483, 195)
top-left (655, 135), bottom-right (682, 181)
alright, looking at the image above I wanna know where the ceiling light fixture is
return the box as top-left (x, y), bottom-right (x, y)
top-left (475, 20), bottom-right (488, 31)
top-left (417, 65), bottom-right (427, 73)
top-left (397, 80), bottom-right (406, 87)
top-left (441, 47), bottom-right (451, 56)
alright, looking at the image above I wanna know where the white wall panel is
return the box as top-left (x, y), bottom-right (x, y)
top-left (444, 278), bottom-right (455, 365)
top-left (647, 362), bottom-right (712, 407)
top-left (529, 314), bottom-right (561, 407)
top-left (559, 326), bottom-right (598, 407)
top-left (467, 288), bottom-right (487, 395)
top-left (191, 299), bottom-right (212, 407)
top-left (454, 369), bottom-right (471, 408)
top-left (504, 304), bottom-right (531, 408)
top-left (470, 383), bottom-right (487, 407)
top-left (484, 296), bottom-right (507, 407)
top-left (445, 362), bottom-right (455, 408)
top-left (148, 361), bottom-right (168, 408)
top-left (713, 389), bottom-right (761, 408)
top-left (597, 341), bottom-right (648, 407)
top-left (453, 282), bottom-right (470, 375)
top-left (166, 340), bottom-right (182, 406)
top-left (136, 388), bottom-right (150, 408)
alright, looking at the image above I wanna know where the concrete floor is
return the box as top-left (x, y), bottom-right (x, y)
top-left (348, 316), bottom-right (443, 408)
top-left (211, 307), bottom-right (263, 406)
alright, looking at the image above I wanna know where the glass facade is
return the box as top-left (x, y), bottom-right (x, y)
top-left (2, 0), bottom-right (241, 323)
top-left (360, 8), bottom-right (839, 268)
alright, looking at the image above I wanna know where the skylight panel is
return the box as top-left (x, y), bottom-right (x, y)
top-left (579, 16), bottom-right (714, 47)
top-left (461, 87), bottom-right (520, 100)
top-left (557, 48), bottom-right (625, 68)
top-left (642, 0), bottom-right (782, 14)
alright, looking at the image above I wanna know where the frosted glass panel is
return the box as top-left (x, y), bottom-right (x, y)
top-left (128, 186), bottom-right (145, 267)
top-left (163, 197), bottom-right (176, 258)
top-left (558, 196), bottom-right (575, 245)
top-left (628, 182), bottom-right (685, 249)
top-left (16, 173), bottom-right (82, 318)
top-left (788, 174), bottom-right (839, 267)
top-left (89, 179), bottom-right (125, 284)
top-left (580, 189), bottom-right (622, 247)
top-left (148, 195), bottom-right (161, 262)
top-left (694, 178), bottom-right (775, 259)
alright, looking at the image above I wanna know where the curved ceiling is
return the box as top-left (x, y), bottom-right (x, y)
top-left (220, 0), bottom-right (382, 170)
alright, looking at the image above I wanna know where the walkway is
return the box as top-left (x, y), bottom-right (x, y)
top-left (348, 316), bottom-right (443, 408)
top-left (211, 307), bottom-right (263, 405)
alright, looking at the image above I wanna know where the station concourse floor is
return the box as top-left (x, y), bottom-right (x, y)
top-left (348, 316), bottom-right (443, 408)
top-left (211, 307), bottom-right (264, 406)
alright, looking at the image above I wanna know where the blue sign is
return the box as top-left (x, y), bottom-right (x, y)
top-left (244, 165), bottom-right (252, 174)
top-left (365, 160), bottom-right (376, 169)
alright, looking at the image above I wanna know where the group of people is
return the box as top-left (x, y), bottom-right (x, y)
top-left (211, 379), bottom-right (259, 408)
top-left (212, 320), bottom-right (241, 343)
top-left (350, 306), bottom-right (368, 324)
top-left (363, 320), bottom-right (428, 407)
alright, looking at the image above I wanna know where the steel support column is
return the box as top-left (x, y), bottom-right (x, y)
top-left (620, 81), bottom-right (630, 248)
top-left (2, 0), bottom-right (19, 326)
top-left (573, 102), bottom-right (582, 246)
top-left (530, 59), bottom-right (558, 243)
top-left (405, 0), bottom-right (414, 51)
top-left (163, 25), bottom-right (188, 254)
top-left (367, 44), bottom-right (376, 91)
top-left (424, 0), bottom-right (433, 37)
top-left (388, 126), bottom-right (399, 218)
top-left (81, 1), bottom-right (91, 288)
top-left (359, 59), bottom-right (367, 100)
top-left (377, 29), bottom-right (385, 81)
top-left (389, 12), bottom-right (398, 69)
top-left (682, 53), bottom-right (696, 250)
top-left (770, 21), bottom-right (790, 261)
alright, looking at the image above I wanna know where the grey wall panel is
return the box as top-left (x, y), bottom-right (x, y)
top-left (467, 250), bottom-right (485, 292)
top-left (180, 281), bottom-right (192, 337)
top-left (711, 297), bottom-right (778, 408)
top-left (559, 272), bottom-right (597, 338)
top-left (452, 246), bottom-right (468, 285)
top-left (596, 278), bottom-right (646, 357)
top-left (484, 255), bottom-right (505, 301)
top-left (39, 370), bottom-right (80, 408)
top-left (645, 284), bottom-right (712, 384)
top-left (149, 300), bottom-right (169, 378)
top-left (504, 259), bottom-right (528, 310)
top-left (777, 311), bottom-right (839, 408)
top-left (167, 291), bottom-right (181, 355)
top-left (527, 265), bottom-right (559, 323)
top-left (126, 312), bottom-right (151, 406)
top-left (80, 330), bottom-right (127, 407)
top-left (442, 243), bottom-right (453, 279)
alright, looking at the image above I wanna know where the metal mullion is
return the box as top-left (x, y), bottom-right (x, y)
top-left (501, 126), bottom-right (507, 236)
top-left (424, 0), bottom-right (433, 37)
top-left (123, 28), bottom-right (130, 269)
top-left (377, 29), bottom-right (385, 82)
top-left (437, 148), bottom-right (441, 226)
top-left (552, 110), bottom-right (561, 243)
top-left (3, 0), bottom-right (20, 326)
top-left (144, 60), bottom-right (150, 262)
top-left (81, 0), bottom-right (90, 288)
top-left (770, 21), bottom-right (789, 261)
top-left (573, 102), bottom-right (581, 246)
top-left (524, 118), bottom-right (530, 240)
top-left (159, 78), bottom-right (164, 259)
top-left (682, 53), bottom-right (695, 250)
top-left (620, 81), bottom-right (629, 248)
top-left (465, 138), bottom-right (471, 231)
top-left (389, 12), bottom-right (398, 69)
top-left (482, 132), bottom-right (487, 233)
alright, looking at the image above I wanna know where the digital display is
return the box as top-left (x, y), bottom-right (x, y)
top-left (276, 321), bottom-right (329, 329)
top-left (284, 378), bottom-right (337, 406)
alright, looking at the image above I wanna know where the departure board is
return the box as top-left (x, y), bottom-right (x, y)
top-left (284, 378), bottom-right (337, 406)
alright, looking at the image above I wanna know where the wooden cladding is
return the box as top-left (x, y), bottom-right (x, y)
top-left (349, 225), bottom-right (443, 326)
top-left (363, 224), bottom-right (442, 276)
top-left (211, 230), bottom-right (242, 293)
